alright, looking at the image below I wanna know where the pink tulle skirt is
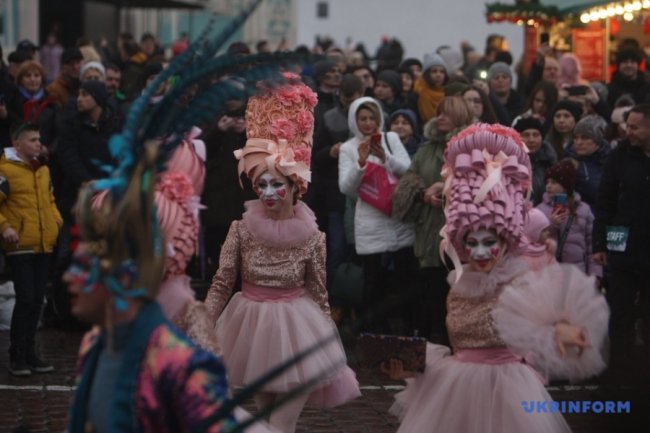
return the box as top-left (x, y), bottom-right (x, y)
top-left (390, 344), bottom-right (572, 433)
top-left (215, 292), bottom-right (360, 408)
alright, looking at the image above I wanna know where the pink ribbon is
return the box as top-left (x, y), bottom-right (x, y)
top-left (234, 138), bottom-right (311, 186)
top-left (455, 347), bottom-right (545, 383)
top-left (241, 281), bottom-right (306, 302)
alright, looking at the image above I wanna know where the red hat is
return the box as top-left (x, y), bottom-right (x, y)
top-left (545, 159), bottom-right (577, 194)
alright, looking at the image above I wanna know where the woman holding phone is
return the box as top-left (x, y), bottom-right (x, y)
top-left (536, 159), bottom-right (602, 278)
top-left (338, 97), bottom-right (415, 334)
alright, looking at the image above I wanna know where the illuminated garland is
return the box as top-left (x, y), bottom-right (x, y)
top-left (486, 2), bottom-right (561, 26)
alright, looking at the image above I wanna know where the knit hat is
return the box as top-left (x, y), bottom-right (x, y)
top-left (313, 59), bottom-right (338, 83)
top-left (545, 159), bottom-right (577, 194)
top-left (513, 117), bottom-right (545, 135)
top-left (238, 72), bottom-right (317, 198)
top-left (524, 208), bottom-right (551, 244)
top-left (80, 80), bottom-right (108, 107)
top-left (573, 114), bottom-right (606, 144)
top-left (389, 109), bottom-right (418, 131)
top-left (80, 61), bottom-right (106, 80)
top-left (487, 61), bottom-right (512, 82)
top-left (617, 48), bottom-right (642, 65)
top-left (443, 124), bottom-right (531, 264)
top-left (551, 99), bottom-right (582, 122)
top-left (438, 47), bottom-right (464, 74)
top-left (400, 57), bottom-right (423, 71)
top-left (422, 52), bottom-right (448, 74)
top-left (376, 69), bottom-right (402, 96)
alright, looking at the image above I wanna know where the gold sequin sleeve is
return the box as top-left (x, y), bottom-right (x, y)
top-left (304, 232), bottom-right (331, 317)
top-left (204, 221), bottom-right (241, 321)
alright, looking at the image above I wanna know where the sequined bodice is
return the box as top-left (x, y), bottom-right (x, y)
top-left (446, 288), bottom-right (506, 350)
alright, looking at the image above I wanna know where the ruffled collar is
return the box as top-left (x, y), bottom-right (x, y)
top-left (449, 255), bottom-right (529, 298)
top-left (242, 200), bottom-right (319, 247)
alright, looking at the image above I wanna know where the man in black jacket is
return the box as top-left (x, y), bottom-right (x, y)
top-left (592, 103), bottom-right (650, 380)
top-left (55, 81), bottom-right (123, 257)
top-left (607, 48), bottom-right (650, 107)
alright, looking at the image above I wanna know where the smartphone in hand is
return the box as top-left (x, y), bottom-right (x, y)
top-left (553, 193), bottom-right (568, 213)
top-left (370, 132), bottom-right (382, 145)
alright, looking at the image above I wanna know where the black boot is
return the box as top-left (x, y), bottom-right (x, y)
top-left (9, 349), bottom-right (31, 377)
top-left (25, 347), bottom-right (54, 373)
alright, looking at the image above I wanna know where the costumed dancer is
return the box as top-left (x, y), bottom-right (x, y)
top-left (205, 72), bottom-right (361, 433)
top-left (385, 123), bottom-right (609, 433)
top-left (64, 143), bottom-right (238, 433)
top-left (154, 127), bottom-right (222, 354)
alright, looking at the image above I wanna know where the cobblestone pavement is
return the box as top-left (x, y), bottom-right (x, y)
top-left (0, 329), bottom-right (649, 433)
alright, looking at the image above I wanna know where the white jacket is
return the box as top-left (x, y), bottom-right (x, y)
top-left (338, 97), bottom-right (415, 255)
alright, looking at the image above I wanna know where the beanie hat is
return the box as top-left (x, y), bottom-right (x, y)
top-left (389, 109), bottom-right (418, 131)
top-left (545, 159), bottom-right (577, 195)
top-left (551, 99), bottom-right (582, 122)
top-left (313, 59), bottom-right (338, 83)
top-left (438, 47), bottom-right (464, 74)
top-left (422, 52), bottom-right (448, 74)
top-left (573, 114), bottom-right (606, 144)
top-left (400, 57), bottom-right (423, 71)
top-left (524, 208), bottom-right (551, 245)
top-left (513, 117), bottom-right (545, 136)
top-left (376, 69), bottom-right (402, 96)
top-left (80, 61), bottom-right (106, 79)
top-left (80, 80), bottom-right (108, 107)
top-left (487, 61), bottom-right (512, 82)
top-left (616, 48), bottom-right (642, 66)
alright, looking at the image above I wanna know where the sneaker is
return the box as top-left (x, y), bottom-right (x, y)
top-left (26, 353), bottom-right (54, 373)
top-left (9, 359), bottom-right (32, 377)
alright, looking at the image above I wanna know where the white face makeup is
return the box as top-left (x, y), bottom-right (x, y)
top-left (464, 229), bottom-right (502, 272)
top-left (256, 172), bottom-right (290, 206)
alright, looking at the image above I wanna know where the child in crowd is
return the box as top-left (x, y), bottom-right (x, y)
top-left (536, 159), bottom-right (601, 278)
top-left (414, 52), bottom-right (448, 123)
top-left (1, 123), bottom-right (61, 376)
top-left (521, 207), bottom-right (556, 272)
top-left (389, 109), bottom-right (421, 156)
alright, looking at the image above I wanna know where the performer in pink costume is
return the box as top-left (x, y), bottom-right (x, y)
top-left (386, 123), bottom-right (609, 433)
top-left (153, 127), bottom-right (223, 354)
top-left (205, 73), bottom-right (361, 433)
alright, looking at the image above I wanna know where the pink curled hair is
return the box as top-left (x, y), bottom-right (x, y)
top-left (442, 123), bottom-right (532, 261)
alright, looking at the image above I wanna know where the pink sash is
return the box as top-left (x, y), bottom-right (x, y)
top-left (241, 281), bottom-right (305, 302)
top-left (455, 347), bottom-right (545, 383)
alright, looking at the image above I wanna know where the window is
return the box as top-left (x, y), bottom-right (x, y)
top-left (317, 2), bottom-right (328, 19)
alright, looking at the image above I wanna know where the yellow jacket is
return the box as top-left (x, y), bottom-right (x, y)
top-left (0, 148), bottom-right (62, 254)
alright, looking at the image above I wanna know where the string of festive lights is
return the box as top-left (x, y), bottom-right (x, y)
top-left (580, 1), bottom-right (650, 23)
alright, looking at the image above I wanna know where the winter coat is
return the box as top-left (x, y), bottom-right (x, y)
top-left (392, 119), bottom-right (453, 268)
top-left (592, 142), bottom-right (650, 271)
top-left (46, 73), bottom-right (78, 109)
top-left (529, 141), bottom-right (558, 205)
top-left (338, 97), bottom-right (414, 255)
top-left (490, 89), bottom-right (526, 126)
top-left (7, 88), bottom-right (60, 150)
top-left (55, 105), bottom-right (124, 220)
top-left (607, 70), bottom-right (650, 106)
top-left (565, 140), bottom-right (611, 208)
top-left (0, 148), bottom-right (62, 254)
top-left (312, 104), bottom-right (351, 213)
top-left (537, 192), bottom-right (601, 277)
